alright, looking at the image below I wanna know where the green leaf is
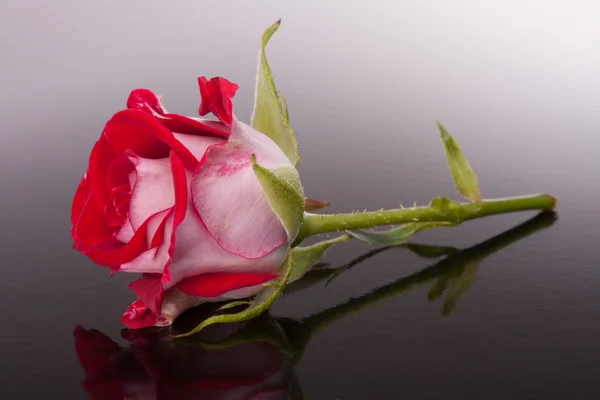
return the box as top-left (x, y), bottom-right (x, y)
top-left (437, 122), bottom-right (482, 202)
top-left (252, 159), bottom-right (305, 242)
top-left (347, 222), bottom-right (452, 246)
top-left (251, 20), bottom-right (299, 166)
top-left (288, 235), bottom-right (351, 283)
top-left (173, 253), bottom-right (293, 338)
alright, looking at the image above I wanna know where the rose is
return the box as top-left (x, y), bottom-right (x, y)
top-left (73, 323), bottom-right (289, 400)
top-left (71, 76), bottom-right (302, 329)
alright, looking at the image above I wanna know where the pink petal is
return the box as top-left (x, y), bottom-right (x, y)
top-left (165, 188), bottom-right (289, 286)
top-left (172, 132), bottom-right (222, 162)
top-left (175, 272), bottom-right (278, 297)
top-left (128, 156), bottom-right (174, 230)
top-left (191, 119), bottom-right (291, 259)
top-left (117, 152), bottom-right (189, 277)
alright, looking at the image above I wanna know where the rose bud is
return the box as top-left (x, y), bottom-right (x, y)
top-left (71, 76), bottom-right (304, 329)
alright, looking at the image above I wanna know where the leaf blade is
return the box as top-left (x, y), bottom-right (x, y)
top-left (251, 20), bottom-right (299, 166)
top-left (289, 234), bottom-right (351, 283)
top-left (347, 222), bottom-right (453, 246)
top-left (437, 122), bottom-right (482, 202)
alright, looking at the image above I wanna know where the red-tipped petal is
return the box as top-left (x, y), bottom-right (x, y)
top-left (128, 88), bottom-right (231, 138)
top-left (162, 151), bottom-right (188, 284)
top-left (129, 275), bottom-right (163, 314)
top-left (121, 299), bottom-right (168, 329)
top-left (84, 210), bottom-right (168, 267)
top-left (104, 109), bottom-right (201, 169)
top-left (175, 272), bottom-right (278, 298)
top-left (198, 76), bottom-right (239, 126)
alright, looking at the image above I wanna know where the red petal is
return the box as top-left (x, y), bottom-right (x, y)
top-left (105, 185), bottom-right (130, 227)
top-left (162, 151), bottom-right (188, 284)
top-left (198, 76), bottom-right (239, 126)
top-left (127, 88), bottom-right (230, 138)
top-left (84, 210), bottom-right (166, 267)
top-left (106, 153), bottom-right (135, 189)
top-left (129, 275), bottom-right (163, 314)
top-left (175, 272), bottom-right (278, 298)
top-left (74, 193), bottom-right (114, 252)
top-left (88, 136), bottom-right (116, 208)
top-left (71, 173), bottom-right (89, 229)
top-left (150, 209), bottom-right (173, 248)
top-left (104, 109), bottom-right (200, 169)
top-left (121, 300), bottom-right (166, 329)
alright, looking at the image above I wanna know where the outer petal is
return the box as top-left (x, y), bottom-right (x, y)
top-left (73, 193), bottom-right (114, 252)
top-left (127, 88), bottom-right (230, 138)
top-left (168, 181), bottom-right (289, 286)
top-left (88, 136), bottom-right (116, 208)
top-left (71, 173), bottom-right (89, 228)
top-left (191, 119), bottom-right (291, 259)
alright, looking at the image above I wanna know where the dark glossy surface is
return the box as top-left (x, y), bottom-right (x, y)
top-left (1, 1), bottom-right (599, 399)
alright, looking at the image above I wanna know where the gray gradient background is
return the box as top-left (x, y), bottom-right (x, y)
top-left (1, 0), bottom-right (599, 398)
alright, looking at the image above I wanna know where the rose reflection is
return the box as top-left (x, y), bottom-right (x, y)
top-left (74, 310), bottom-right (293, 400)
top-left (74, 212), bottom-right (555, 400)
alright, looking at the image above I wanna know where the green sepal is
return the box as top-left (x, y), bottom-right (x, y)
top-left (347, 222), bottom-right (453, 246)
top-left (437, 122), bottom-right (482, 202)
top-left (251, 20), bottom-right (299, 166)
top-left (252, 158), bottom-right (305, 242)
top-left (173, 253), bottom-right (293, 338)
top-left (288, 234), bottom-right (351, 283)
